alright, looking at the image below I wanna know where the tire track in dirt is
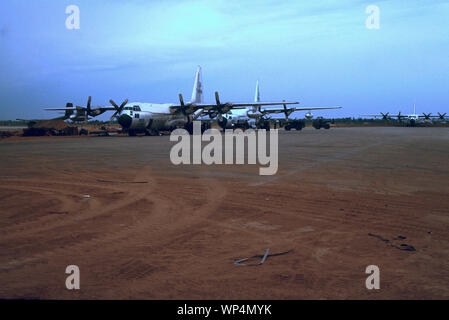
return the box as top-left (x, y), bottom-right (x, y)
top-left (0, 168), bottom-right (232, 277)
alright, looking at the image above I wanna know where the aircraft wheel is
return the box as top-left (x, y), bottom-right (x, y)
top-left (184, 122), bottom-right (194, 134)
top-left (201, 122), bottom-right (210, 134)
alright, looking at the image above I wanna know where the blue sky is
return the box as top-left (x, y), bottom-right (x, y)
top-left (0, 0), bottom-right (448, 120)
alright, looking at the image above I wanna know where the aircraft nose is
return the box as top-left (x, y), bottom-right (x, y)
top-left (118, 114), bottom-right (132, 128)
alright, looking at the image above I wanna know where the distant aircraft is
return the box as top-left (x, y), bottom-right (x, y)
top-left (361, 104), bottom-right (448, 126)
top-left (219, 81), bottom-right (341, 130)
top-left (45, 96), bottom-right (114, 123)
top-left (107, 66), bottom-right (301, 135)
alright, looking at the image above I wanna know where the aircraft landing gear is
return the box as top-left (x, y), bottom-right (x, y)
top-left (256, 119), bottom-right (270, 131)
top-left (217, 118), bottom-right (228, 132)
top-left (145, 129), bottom-right (160, 136)
top-left (232, 120), bottom-right (250, 130)
top-left (183, 121), bottom-right (210, 134)
top-left (184, 122), bottom-right (194, 134)
top-left (201, 122), bottom-right (211, 133)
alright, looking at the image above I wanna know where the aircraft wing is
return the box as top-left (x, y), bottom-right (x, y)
top-left (290, 106), bottom-right (341, 111)
top-left (169, 101), bottom-right (299, 111)
top-left (360, 114), bottom-right (402, 118)
top-left (45, 107), bottom-right (116, 111)
top-left (231, 101), bottom-right (299, 107)
top-left (193, 104), bottom-right (249, 110)
top-left (45, 108), bottom-right (78, 111)
top-left (260, 106), bottom-right (341, 115)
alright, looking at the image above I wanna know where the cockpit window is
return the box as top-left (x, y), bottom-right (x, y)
top-left (133, 105), bottom-right (141, 111)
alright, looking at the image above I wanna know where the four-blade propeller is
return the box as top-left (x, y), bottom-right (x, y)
top-left (109, 99), bottom-right (129, 121)
top-left (422, 113), bottom-right (432, 120)
top-left (214, 92), bottom-right (233, 116)
top-left (437, 112), bottom-right (447, 120)
top-left (380, 112), bottom-right (390, 120)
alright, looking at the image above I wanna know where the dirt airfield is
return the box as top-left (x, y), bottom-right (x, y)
top-left (1, 127), bottom-right (449, 299)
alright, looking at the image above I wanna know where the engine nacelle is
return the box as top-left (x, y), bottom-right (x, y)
top-left (217, 117), bottom-right (228, 129)
top-left (305, 111), bottom-right (313, 120)
top-left (220, 103), bottom-right (233, 114)
top-left (246, 110), bottom-right (261, 119)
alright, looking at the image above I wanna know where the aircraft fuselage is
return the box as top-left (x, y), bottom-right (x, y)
top-left (116, 102), bottom-right (185, 134)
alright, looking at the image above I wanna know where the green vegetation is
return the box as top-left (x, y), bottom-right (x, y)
top-left (0, 119), bottom-right (118, 126)
top-left (0, 120), bottom-right (29, 126)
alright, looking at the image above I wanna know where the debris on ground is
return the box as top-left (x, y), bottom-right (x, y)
top-left (96, 179), bottom-right (148, 184)
top-left (234, 248), bottom-right (293, 266)
top-left (368, 233), bottom-right (416, 251)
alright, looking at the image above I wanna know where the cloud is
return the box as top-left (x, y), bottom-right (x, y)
top-left (0, 0), bottom-right (448, 119)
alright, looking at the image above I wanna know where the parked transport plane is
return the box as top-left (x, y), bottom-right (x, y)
top-left (106, 66), bottom-right (301, 135)
top-left (45, 66), bottom-right (327, 135)
top-left (222, 81), bottom-right (341, 130)
top-left (361, 104), bottom-right (448, 126)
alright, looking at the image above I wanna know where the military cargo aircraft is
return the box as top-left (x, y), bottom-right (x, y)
top-left (361, 104), bottom-right (448, 126)
top-left (45, 96), bottom-right (114, 123)
top-left (221, 81), bottom-right (341, 130)
top-left (107, 66), bottom-right (301, 135)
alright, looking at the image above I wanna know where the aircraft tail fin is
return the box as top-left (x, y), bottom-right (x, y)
top-left (255, 80), bottom-right (260, 103)
top-left (190, 65), bottom-right (203, 104)
top-left (252, 80), bottom-right (260, 112)
top-left (63, 103), bottom-right (74, 119)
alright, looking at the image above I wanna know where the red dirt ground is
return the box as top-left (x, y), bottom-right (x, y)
top-left (1, 127), bottom-right (448, 299)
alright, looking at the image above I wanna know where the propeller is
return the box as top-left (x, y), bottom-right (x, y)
top-left (422, 113), bottom-right (432, 120)
top-left (207, 109), bottom-right (218, 119)
top-left (217, 114), bottom-right (227, 130)
top-left (281, 101), bottom-right (295, 119)
top-left (397, 111), bottom-right (404, 119)
top-left (109, 98), bottom-right (129, 121)
top-left (282, 102), bottom-right (289, 120)
top-left (437, 112), bottom-right (447, 120)
top-left (178, 94), bottom-right (187, 115)
top-left (214, 92), bottom-right (233, 115)
top-left (177, 93), bottom-right (196, 117)
top-left (72, 105), bottom-right (88, 123)
top-left (81, 96), bottom-right (92, 123)
top-left (86, 96), bottom-right (91, 113)
top-left (380, 112), bottom-right (390, 120)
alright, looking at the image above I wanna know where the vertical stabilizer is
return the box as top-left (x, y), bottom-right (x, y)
top-left (63, 103), bottom-right (74, 120)
top-left (255, 80), bottom-right (260, 103)
top-left (252, 80), bottom-right (260, 112)
top-left (190, 65), bottom-right (203, 104)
